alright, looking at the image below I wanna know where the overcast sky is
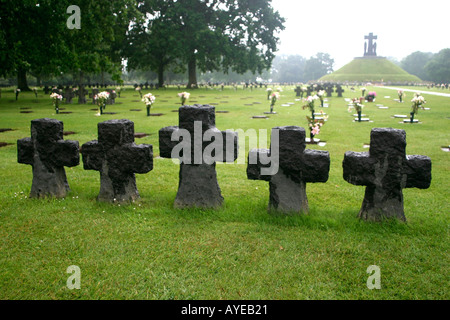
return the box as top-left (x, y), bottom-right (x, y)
top-left (270, 0), bottom-right (450, 69)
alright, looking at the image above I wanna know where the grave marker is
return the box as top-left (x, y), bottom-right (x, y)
top-left (17, 118), bottom-right (80, 198)
top-left (159, 105), bottom-right (238, 208)
top-left (247, 126), bottom-right (330, 214)
top-left (81, 119), bottom-right (153, 202)
top-left (343, 128), bottom-right (431, 221)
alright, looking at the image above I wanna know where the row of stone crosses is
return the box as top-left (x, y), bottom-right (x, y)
top-left (294, 83), bottom-right (345, 99)
top-left (17, 105), bottom-right (432, 222)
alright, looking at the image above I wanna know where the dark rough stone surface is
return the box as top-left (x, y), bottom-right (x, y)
top-left (159, 105), bottom-right (238, 208)
top-left (343, 128), bottom-right (432, 221)
top-left (81, 119), bottom-right (153, 202)
top-left (17, 118), bottom-right (79, 198)
top-left (247, 126), bottom-right (330, 214)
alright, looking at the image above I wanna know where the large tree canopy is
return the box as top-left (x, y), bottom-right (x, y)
top-left (0, 0), bottom-right (139, 89)
top-left (127, 0), bottom-right (285, 88)
top-left (424, 49), bottom-right (450, 83)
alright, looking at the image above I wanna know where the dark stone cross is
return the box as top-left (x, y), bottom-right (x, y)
top-left (159, 105), bottom-right (238, 208)
top-left (325, 86), bottom-right (333, 97)
top-left (17, 118), bottom-right (80, 198)
top-left (343, 128), bottom-right (432, 221)
top-left (364, 32), bottom-right (378, 56)
top-left (81, 119), bottom-right (154, 202)
top-left (64, 87), bottom-right (74, 104)
top-left (335, 86), bottom-right (345, 97)
top-left (247, 126), bottom-right (330, 214)
top-left (294, 86), bottom-right (302, 97)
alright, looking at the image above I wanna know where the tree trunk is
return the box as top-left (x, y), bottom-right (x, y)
top-left (36, 75), bottom-right (41, 87)
top-left (187, 58), bottom-right (197, 89)
top-left (158, 64), bottom-right (164, 88)
top-left (17, 67), bottom-right (30, 91)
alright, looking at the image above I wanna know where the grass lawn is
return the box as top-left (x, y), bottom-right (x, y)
top-left (0, 85), bottom-right (448, 300)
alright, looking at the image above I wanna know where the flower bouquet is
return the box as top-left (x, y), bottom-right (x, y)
top-left (348, 97), bottom-right (364, 122)
top-left (269, 91), bottom-right (280, 113)
top-left (142, 93), bottom-right (156, 116)
top-left (95, 91), bottom-right (110, 115)
top-left (317, 90), bottom-right (326, 107)
top-left (15, 88), bottom-right (21, 100)
top-left (266, 88), bottom-right (273, 100)
top-left (116, 87), bottom-right (121, 97)
top-left (398, 90), bottom-right (405, 103)
top-left (135, 86), bottom-right (142, 98)
top-left (410, 93), bottom-right (426, 123)
top-left (306, 114), bottom-right (326, 142)
top-left (302, 95), bottom-right (319, 119)
top-left (366, 91), bottom-right (376, 102)
top-left (50, 92), bottom-right (63, 114)
top-left (178, 92), bottom-right (190, 106)
top-left (33, 87), bottom-right (38, 98)
top-left (361, 87), bottom-right (367, 97)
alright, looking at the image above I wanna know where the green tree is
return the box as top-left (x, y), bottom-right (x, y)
top-left (138, 0), bottom-right (285, 88)
top-left (271, 55), bottom-right (307, 83)
top-left (303, 53), bottom-right (334, 81)
top-left (424, 49), bottom-right (450, 83)
top-left (0, 0), bottom-right (69, 90)
top-left (126, 1), bottom-right (181, 87)
top-left (401, 51), bottom-right (434, 81)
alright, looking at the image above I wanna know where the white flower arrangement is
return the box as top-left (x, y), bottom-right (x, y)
top-left (142, 93), bottom-right (156, 106)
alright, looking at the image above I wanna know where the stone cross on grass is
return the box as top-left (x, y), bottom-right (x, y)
top-left (159, 105), bottom-right (238, 208)
top-left (17, 118), bottom-right (80, 198)
top-left (343, 128), bottom-right (432, 221)
top-left (294, 86), bottom-right (302, 97)
top-left (81, 119), bottom-right (153, 203)
top-left (247, 126), bottom-right (330, 214)
top-left (335, 86), bottom-right (344, 97)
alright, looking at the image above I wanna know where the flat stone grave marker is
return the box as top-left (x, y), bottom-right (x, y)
top-left (247, 126), bottom-right (330, 214)
top-left (59, 112), bottom-right (73, 114)
top-left (17, 118), bottom-right (80, 198)
top-left (353, 117), bottom-right (371, 122)
top-left (131, 100), bottom-right (140, 102)
top-left (63, 131), bottom-right (76, 136)
top-left (134, 133), bottom-right (151, 139)
top-left (0, 128), bottom-right (14, 133)
top-left (149, 113), bottom-right (164, 117)
top-left (281, 104), bottom-right (291, 107)
top-left (130, 109), bottom-right (142, 112)
top-left (20, 111), bottom-right (33, 114)
top-left (441, 145), bottom-right (450, 152)
top-left (216, 111), bottom-right (229, 114)
top-left (393, 115), bottom-right (408, 118)
top-left (159, 104), bottom-right (238, 208)
top-left (102, 112), bottom-right (118, 115)
top-left (378, 106), bottom-right (389, 109)
top-left (0, 142), bottom-right (13, 148)
top-left (264, 112), bottom-right (277, 114)
top-left (402, 119), bottom-right (420, 123)
top-left (81, 119), bottom-right (153, 203)
top-left (353, 114), bottom-right (367, 117)
top-left (252, 116), bottom-right (269, 119)
top-left (343, 128), bottom-right (431, 221)
top-left (384, 96), bottom-right (391, 98)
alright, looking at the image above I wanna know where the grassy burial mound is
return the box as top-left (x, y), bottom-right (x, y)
top-left (320, 57), bottom-right (422, 83)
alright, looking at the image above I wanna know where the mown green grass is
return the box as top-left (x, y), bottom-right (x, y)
top-left (320, 58), bottom-right (421, 82)
top-left (0, 85), bottom-right (448, 300)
